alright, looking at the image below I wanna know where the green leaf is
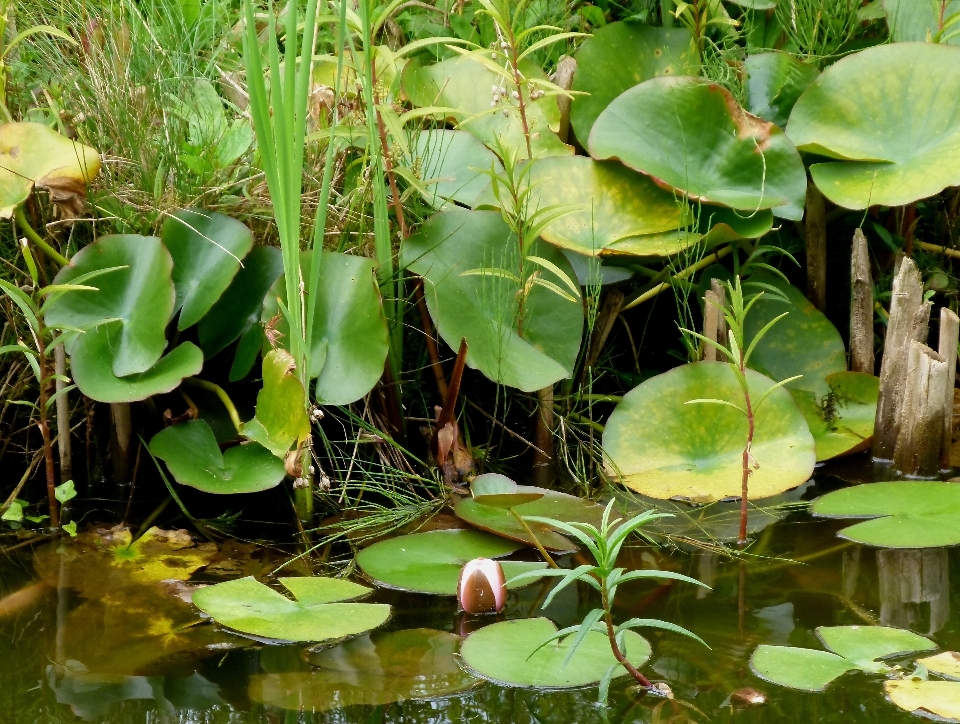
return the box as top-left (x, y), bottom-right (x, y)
top-left (811, 481), bottom-right (960, 548)
top-left (750, 645), bottom-right (858, 692)
top-left (191, 576), bottom-right (390, 643)
top-left (149, 419), bottom-right (286, 494)
top-left (61, 521), bottom-right (77, 537)
top-left (54, 479), bottom-right (76, 504)
top-left (402, 210), bottom-right (582, 392)
top-left (240, 349), bottom-right (311, 459)
top-left (590, 76), bottom-right (807, 219)
top-left (1, 500), bottom-right (23, 522)
top-left (744, 51), bottom-right (820, 128)
top-left (262, 251), bottom-right (389, 405)
top-left (603, 361), bottom-right (815, 502)
top-left (70, 321), bottom-right (203, 403)
top-left (459, 617), bottom-right (651, 688)
top-left (470, 472), bottom-right (545, 508)
top-left (161, 209), bottom-right (254, 330)
top-left (787, 43), bottom-right (960, 209)
top-left (792, 371), bottom-right (878, 462)
top-left (355, 529), bottom-right (546, 595)
top-left (884, 0), bottom-right (960, 44)
top-left (570, 21), bottom-right (700, 143)
top-left (817, 626), bottom-right (935, 670)
top-left (411, 129), bottom-right (503, 209)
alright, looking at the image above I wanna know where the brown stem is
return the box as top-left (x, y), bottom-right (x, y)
top-left (739, 364), bottom-right (755, 547)
top-left (36, 334), bottom-right (58, 528)
top-left (506, 28), bottom-right (533, 159)
top-left (511, 508), bottom-right (558, 568)
top-left (436, 337), bottom-right (467, 433)
top-left (902, 203), bottom-right (916, 257)
top-left (415, 279), bottom-right (449, 400)
top-left (602, 586), bottom-right (651, 688)
top-left (372, 65), bottom-right (408, 241)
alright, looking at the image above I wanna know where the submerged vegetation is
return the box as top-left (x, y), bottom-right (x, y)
top-left (6, 0), bottom-right (960, 720)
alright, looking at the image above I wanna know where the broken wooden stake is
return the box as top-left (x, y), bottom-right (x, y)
top-left (804, 184), bottom-right (827, 312)
top-left (702, 280), bottom-right (727, 362)
top-left (849, 228), bottom-right (874, 374)
top-left (893, 342), bottom-right (947, 477)
top-left (939, 307), bottom-right (959, 470)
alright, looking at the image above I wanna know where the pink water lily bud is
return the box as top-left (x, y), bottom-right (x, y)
top-left (457, 558), bottom-right (506, 614)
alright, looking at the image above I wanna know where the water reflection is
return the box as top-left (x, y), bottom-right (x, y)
top-left (877, 547), bottom-right (950, 634)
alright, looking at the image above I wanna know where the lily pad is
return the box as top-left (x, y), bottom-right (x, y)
top-left (603, 361), bottom-right (816, 502)
top-left (919, 652), bottom-right (960, 680)
top-left (885, 680), bottom-right (960, 721)
top-left (570, 21), bottom-right (700, 144)
top-left (787, 43), bottom-right (960, 209)
top-left (249, 629), bottom-right (479, 712)
top-left (70, 321), bottom-right (203, 403)
top-left (811, 481), bottom-right (960, 548)
top-left (744, 51), bottom-right (820, 128)
top-left (751, 625), bottom-right (935, 691)
top-left (0, 122), bottom-right (100, 218)
top-left (792, 372), bottom-right (878, 462)
top-left (262, 250), bottom-right (389, 405)
top-left (589, 76), bottom-right (806, 219)
top-left (459, 617), bottom-right (651, 688)
top-left (46, 235), bottom-right (175, 376)
top-left (412, 129), bottom-right (502, 209)
top-left (149, 420), bottom-right (286, 494)
top-left (161, 209), bottom-right (254, 330)
top-left (355, 529), bottom-right (546, 595)
top-left (401, 53), bottom-right (571, 159)
top-left (197, 245), bottom-right (283, 358)
top-left (884, 0), bottom-right (960, 45)
top-left (240, 349), bottom-right (311, 459)
top-left (455, 484), bottom-right (604, 551)
top-left (470, 473), bottom-right (545, 508)
top-left (191, 576), bottom-right (390, 643)
top-left (401, 210), bottom-right (583, 392)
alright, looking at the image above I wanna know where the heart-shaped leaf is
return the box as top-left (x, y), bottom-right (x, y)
top-left (811, 481), bottom-right (960, 548)
top-left (744, 51), bottom-right (820, 128)
top-left (817, 626), bottom-right (935, 669)
top-left (603, 361), bottom-right (815, 502)
top-left (46, 235), bottom-right (175, 376)
top-left (401, 210), bottom-right (583, 392)
top-left (262, 250), bottom-right (389, 405)
top-left (241, 349), bottom-right (310, 459)
top-left (161, 209), bottom-right (254, 330)
top-left (70, 321), bottom-right (203, 403)
top-left (787, 43), bottom-right (960, 209)
top-left (459, 617), bottom-right (651, 688)
top-left (149, 419), bottom-right (286, 494)
top-left (355, 529), bottom-right (546, 595)
top-left (885, 680), bottom-right (960, 721)
top-left (412, 129), bottom-right (502, 209)
top-left (0, 122), bottom-right (100, 218)
top-left (191, 576), bottom-right (390, 643)
top-left (590, 76), bottom-right (806, 219)
top-left (571, 21), bottom-right (699, 144)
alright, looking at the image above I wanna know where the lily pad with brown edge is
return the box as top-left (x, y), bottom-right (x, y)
top-left (919, 652), bottom-right (960, 680)
top-left (791, 372), bottom-right (878, 462)
top-left (32, 525), bottom-right (218, 600)
top-left (149, 420), bottom-right (286, 494)
top-left (455, 483), bottom-right (604, 551)
top-left (240, 349), bottom-right (311, 459)
top-left (885, 680), bottom-right (960, 722)
top-left (787, 43), bottom-right (960, 209)
top-left (401, 53), bottom-right (572, 160)
top-left (355, 529), bottom-right (547, 595)
top-left (603, 361), bottom-right (815, 502)
top-left (248, 629), bottom-right (479, 712)
top-left (811, 481), bottom-right (960, 548)
top-left (459, 617), bottom-right (651, 688)
top-left (570, 21), bottom-right (700, 144)
top-left (191, 577), bottom-right (390, 643)
top-left (589, 76), bottom-right (807, 220)
top-left (0, 122), bottom-right (101, 218)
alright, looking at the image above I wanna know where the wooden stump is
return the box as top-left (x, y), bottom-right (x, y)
top-left (892, 342), bottom-right (947, 477)
top-left (849, 228), bottom-right (874, 374)
top-left (702, 280), bottom-right (727, 362)
top-left (939, 308), bottom-right (959, 470)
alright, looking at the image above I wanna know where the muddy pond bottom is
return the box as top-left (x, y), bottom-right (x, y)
top-left (1, 504), bottom-right (958, 723)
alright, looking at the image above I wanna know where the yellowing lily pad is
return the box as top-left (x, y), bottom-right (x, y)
top-left (793, 372), bottom-right (878, 462)
top-left (920, 652), bottom-right (960, 681)
top-left (885, 679), bottom-right (960, 721)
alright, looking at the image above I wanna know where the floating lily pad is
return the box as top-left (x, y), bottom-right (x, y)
top-left (455, 483), bottom-right (604, 551)
top-left (161, 209), bottom-right (254, 330)
top-left (149, 420), bottom-right (286, 494)
top-left (751, 626), bottom-right (935, 691)
top-left (459, 617), bottom-right (651, 688)
top-left (744, 52), bottom-right (820, 128)
top-left (355, 529), bottom-right (546, 595)
top-left (884, 0), bottom-right (960, 45)
top-left (0, 122), bottom-right (100, 218)
top-left (69, 321), bottom-right (203, 403)
top-left (249, 629), bottom-right (479, 712)
top-left (570, 21), bottom-right (699, 144)
top-left (46, 235), bottom-right (175, 376)
top-left (886, 680), bottom-right (960, 721)
top-left (470, 473), bottom-right (545, 508)
top-left (412, 129), bottom-right (502, 209)
top-left (240, 349), bottom-right (310, 459)
top-left (603, 361), bottom-right (816, 502)
top-left (191, 576), bottom-right (390, 643)
top-left (401, 210), bottom-right (582, 392)
top-left (811, 481), bottom-right (960, 548)
top-left (793, 372), bottom-right (878, 462)
top-left (590, 76), bottom-right (806, 219)
top-left (787, 43), bottom-right (960, 209)
top-left (919, 652), bottom-right (960, 681)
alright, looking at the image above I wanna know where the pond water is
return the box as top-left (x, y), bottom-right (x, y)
top-left (1, 473), bottom-right (956, 723)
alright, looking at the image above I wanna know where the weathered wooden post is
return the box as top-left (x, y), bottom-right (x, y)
top-left (939, 308), bottom-right (959, 469)
top-left (702, 279), bottom-right (727, 362)
top-left (892, 341), bottom-right (947, 476)
top-left (849, 229), bottom-right (874, 374)
top-left (805, 184), bottom-right (827, 312)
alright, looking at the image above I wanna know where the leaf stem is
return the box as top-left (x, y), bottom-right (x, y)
top-left (15, 205), bottom-right (68, 267)
top-left (182, 378), bottom-right (242, 434)
top-left (512, 508), bottom-right (559, 568)
top-left (602, 583), bottom-right (652, 688)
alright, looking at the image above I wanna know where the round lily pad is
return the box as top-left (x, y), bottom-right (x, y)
top-left (885, 0), bottom-right (960, 44)
top-left (249, 628), bottom-right (479, 712)
top-left (470, 473), bottom-right (545, 508)
top-left (792, 372), bottom-right (878, 462)
top-left (750, 646), bottom-right (858, 692)
top-left (744, 51), bottom-right (820, 128)
top-left (355, 529), bottom-right (546, 595)
top-left (787, 43), bottom-right (960, 209)
top-left (192, 576), bottom-right (390, 643)
top-left (603, 361), bottom-right (816, 502)
top-left (459, 617), bottom-right (651, 688)
top-left (811, 481), bottom-right (960, 548)
top-left (589, 76), bottom-right (807, 220)
top-left (885, 680), bottom-right (960, 721)
top-left (817, 625), bottom-right (935, 669)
